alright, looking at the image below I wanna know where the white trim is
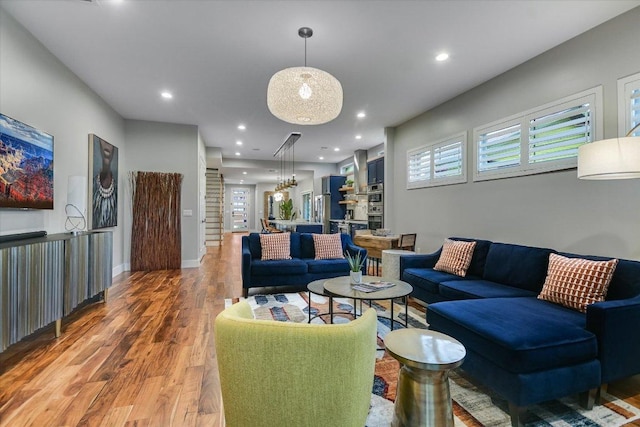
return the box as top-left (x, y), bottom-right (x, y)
top-left (618, 72), bottom-right (640, 136)
top-left (113, 263), bottom-right (125, 277)
top-left (181, 259), bottom-right (202, 269)
top-left (407, 131), bottom-right (467, 189)
top-left (473, 86), bottom-right (603, 182)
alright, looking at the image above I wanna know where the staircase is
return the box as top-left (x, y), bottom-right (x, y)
top-left (206, 169), bottom-right (224, 246)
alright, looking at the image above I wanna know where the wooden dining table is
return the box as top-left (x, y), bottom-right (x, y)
top-left (353, 234), bottom-right (400, 275)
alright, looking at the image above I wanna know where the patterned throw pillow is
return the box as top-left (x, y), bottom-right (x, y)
top-left (259, 232), bottom-right (291, 260)
top-left (538, 253), bottom-right (618, 312)
top-left (313, 233), bottom-right (345, 260)
top-left (433, 239), bottom-right (477, 277)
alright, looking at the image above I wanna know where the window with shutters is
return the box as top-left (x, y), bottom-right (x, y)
top-left (407, 132), bottom-right (466, 189)
top-left (618, 72), bottom-right (640, 137)
top-left (473, 87), bottom-right (602, 181)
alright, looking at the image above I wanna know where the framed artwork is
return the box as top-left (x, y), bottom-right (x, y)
top-left (88, 134), bottom-right (118, 229)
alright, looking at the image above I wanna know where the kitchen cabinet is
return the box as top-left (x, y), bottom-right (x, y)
top-left (367, 157), bottom-right (384, 185)
top-left (329, 221), bottom-right (340, 234)
top-left (322, 175), bottom-right (347, 220)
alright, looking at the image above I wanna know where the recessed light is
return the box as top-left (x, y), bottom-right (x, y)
top-left (435, 52), bottom-right (449, 62)
top-left (243, 171), bottom-right (247, 175)
top-left (334, 148), bottom-right (340, 152)
top-left (237, 124), bottom-right (246, 130)
top-left (355, 135), bottom-right (362, 140)
top-left (240, 180), bottom-right (244, 183)
top-left (236, 140), bottom-right (243, 146)
top-left (235, 152), bottom-right (241, 156)
top-left (357, 112), bottom-right (366, 118)
top-left (319, 156), bottom-right (324, 160)
top-left (161, 91), bottom-right (173, 99)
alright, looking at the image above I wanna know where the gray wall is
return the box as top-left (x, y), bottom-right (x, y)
top-left (0, 9), bottom-right (127, 275)
top-left (124, 120), bottom-right (201, 267)
top-left (389, 7), bottom-right (640, 259)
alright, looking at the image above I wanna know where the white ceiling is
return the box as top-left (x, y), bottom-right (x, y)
top-left (2, 0), bottom-right (639, 184)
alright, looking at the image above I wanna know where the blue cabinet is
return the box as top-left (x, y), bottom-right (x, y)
top-left (367, 158), bottom-right (384, 185)
top-left (322, 175), bottom-right (347, 220)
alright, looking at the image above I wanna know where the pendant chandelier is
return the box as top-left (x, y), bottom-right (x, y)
top-left (274, 133), bottom-right (301, 192)
top-left (267, 27), bottom-right (343, 125)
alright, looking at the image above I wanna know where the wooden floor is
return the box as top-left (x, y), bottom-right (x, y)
top-left (1, 232), bottom-right (640, 426)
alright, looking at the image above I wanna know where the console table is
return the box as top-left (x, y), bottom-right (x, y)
top-left (0, 231), bottom-right (112, 352)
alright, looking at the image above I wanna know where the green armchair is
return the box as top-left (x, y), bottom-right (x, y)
top-left (214, 301), bottom-right (378, 427)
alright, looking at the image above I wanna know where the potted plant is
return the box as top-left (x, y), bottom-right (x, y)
top-left (345, 251), bottom-right (366, 284)
top-left (279, 198), bottom-right (293, 220)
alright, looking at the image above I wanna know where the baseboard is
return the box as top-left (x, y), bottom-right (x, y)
top-left (181, 259), bottom-right (202, 269)
top-left (113, 263), bottom-right (125, 277)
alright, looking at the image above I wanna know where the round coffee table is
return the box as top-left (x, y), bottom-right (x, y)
top-left (384, 329), bottom-right (466, 427)
top-left (306, 279), bottom-right (354, 323)
top-left (322, 275), bottom-right (413, 330)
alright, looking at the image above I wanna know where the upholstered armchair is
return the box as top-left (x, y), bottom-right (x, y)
top-left (214, 301), bottom-right (378, 427)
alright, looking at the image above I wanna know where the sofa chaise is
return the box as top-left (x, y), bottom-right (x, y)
top-left (242, 232), bottom-right (367, 297)
top-left (399, 238), bottom-right (640, 427)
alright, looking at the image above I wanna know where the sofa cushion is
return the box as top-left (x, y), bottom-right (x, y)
top-left (249, 233), bottom-right (263, 259)
top-left (427, 297), bottom-right (597, 374)
top-left (538, 253), bottom-right (618, 312)
top-left (313, 233), bottom-right (345, 260)
top-left (434, 239), bottom-right (477, 277)
top-left (450, 237), bottom-right (493, 277)
top-left (439, 279), bottom-right (538, 300)
top-left (483, 243), bottom-right (554, 292)
top-left (306, 258), bottom-right (350, 274)
top-left (251, 258), bottom-right (308, 276)
top-left (299, 233), bottom-right (316, 259)
top-left (402, 268), bottom-right (472, 294)
top-left (260, 232), bottom-right (292, 260)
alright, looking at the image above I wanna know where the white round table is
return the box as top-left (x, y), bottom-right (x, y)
top-left (382, 249), bottom-right (417, 280)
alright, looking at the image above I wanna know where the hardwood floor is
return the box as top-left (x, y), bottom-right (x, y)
top-left (0, 233), bottom-right (244, 427)
top-left (1, 231), bottom-right (640, 426)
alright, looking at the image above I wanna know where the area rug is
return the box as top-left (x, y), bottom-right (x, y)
top-left (225, 293), bottom-right (640, 427)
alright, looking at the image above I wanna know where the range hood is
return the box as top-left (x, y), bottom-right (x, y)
top-left (353, 149), bottom-right (368, 195)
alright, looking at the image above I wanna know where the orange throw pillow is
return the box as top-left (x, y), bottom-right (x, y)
top-left (538, 253), bottom-right (618, 312)
top-left (433, 239), bottom-right (477, 277)
top-left (313, 233), bottom-right (345, 260)
top-left (259, 232), bottom-right (292, 260)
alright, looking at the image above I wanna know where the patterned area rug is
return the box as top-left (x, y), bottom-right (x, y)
top-left (226, 292), bottom-right (640, 426)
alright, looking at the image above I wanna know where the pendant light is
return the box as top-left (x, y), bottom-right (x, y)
top-left (267, 27), bottom-right (343, 125)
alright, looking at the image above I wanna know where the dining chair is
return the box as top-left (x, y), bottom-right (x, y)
top-left (398, 233), bottom-right (417, 251)
top-left (261, 218), bottom-right (283, 233)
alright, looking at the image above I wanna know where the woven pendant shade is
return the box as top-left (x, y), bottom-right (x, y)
top-left (267, 66), bottom-right (343, 125)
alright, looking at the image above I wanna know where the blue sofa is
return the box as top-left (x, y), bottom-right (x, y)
top-left (400, 238), bottom-right (640, 426)
top-left (241, 232), bottom-right (367, 297)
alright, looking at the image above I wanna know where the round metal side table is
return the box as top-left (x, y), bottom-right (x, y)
top-left (384, 329), bottom-right (466, 427)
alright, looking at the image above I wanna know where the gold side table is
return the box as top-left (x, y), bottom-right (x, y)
top-left (384, 329), bottom-right (466, 427)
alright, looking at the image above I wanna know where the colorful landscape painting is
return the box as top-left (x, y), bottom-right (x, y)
top-left (0, 113), bottom-right (54, 209)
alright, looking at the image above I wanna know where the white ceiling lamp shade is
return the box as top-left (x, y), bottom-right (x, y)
top-left (577, 123), bottom-right (640, 180)
top-left (267, 27), bottom-right (343, 126)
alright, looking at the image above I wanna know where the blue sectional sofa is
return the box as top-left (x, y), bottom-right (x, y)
top-left (399, 238), bottom-right (640, 427)
top-left (241, 232), bottom-right (367, 297)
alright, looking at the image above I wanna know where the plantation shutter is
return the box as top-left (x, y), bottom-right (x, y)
top-left (529, 103), bottom-right (591, 164)
top-left (477, 124), bottom-right (521, 172)
top-left (434, 140), bottom-right (463, 178)
top-left (408, 147), bottom-right (431, 185)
